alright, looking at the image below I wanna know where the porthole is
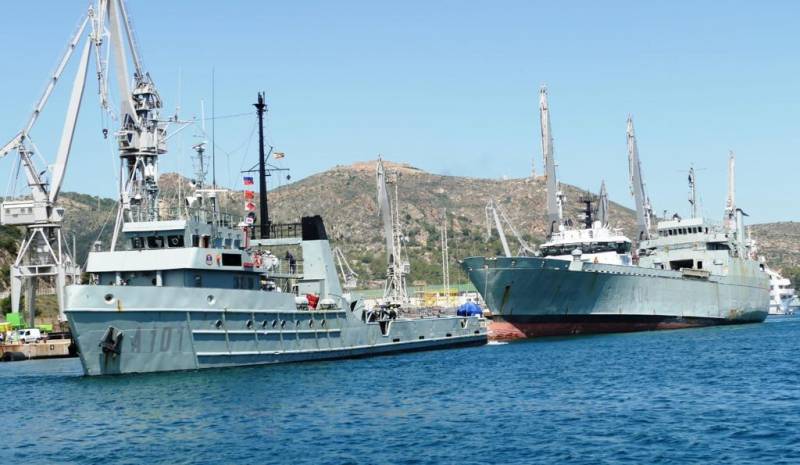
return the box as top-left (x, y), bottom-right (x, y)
top-left (261, 321), bottom-right (268, 329)
top-left (280, 320), bottom-right (286, 328)
top-left (246, 320), bottom-right (254, 329)
top-left (103, 294), bottom-right (114, 304)
top-left (295, 320), bottom-right (301, 327)
top-left (321, 319), bottom-right (326, 328)
top-left (272, 320), bottom-right (278, 328)
top-left (207, 295), bottom-right (215, 305)
top-left (214, 319), bottom-right (223, 329)
top-left (308, 319), bottom-right (314, 328)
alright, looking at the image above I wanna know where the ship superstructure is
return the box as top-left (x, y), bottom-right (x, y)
top-left (462, 93), bottom-right (768, 339)
top-left (535, 87), bottom-right (632, 266)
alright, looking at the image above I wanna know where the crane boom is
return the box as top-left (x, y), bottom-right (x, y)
top-left (626, 116), bottom-right (652, 241)
top-left (49, 37), bottom-right (93, 204)
top-left (0, 14), bottom-right (90, 160)
top-left (106, 0), bottom-right (137, 122)
top-left (376, 158), bottom-right (394, 262)
top-left (540, 86), bottom-right (563, 235)
top-left (597, 180), bottom-right (609, 227)
top-left (486, 200), bottom-right (512, 257)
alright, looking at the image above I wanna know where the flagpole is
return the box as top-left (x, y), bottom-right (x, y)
top-left (254, 92), bottom-right (270, 239)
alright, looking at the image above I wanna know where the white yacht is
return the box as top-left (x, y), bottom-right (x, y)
top-left (767, 268), bottom-right (796, 315)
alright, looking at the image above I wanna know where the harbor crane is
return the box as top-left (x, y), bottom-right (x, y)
top-left (376, 158), bottom-right (409, 306)
top-left (0, 3), bottom-right (111, 324)
top-left (104, 0), bottom-right (169, 250)
top-left (485, 200), bottom-right (536, 257)
top-left (333, 247), bottom-right (358, 290)
top-left (1, 0), bottom-right (171, 325)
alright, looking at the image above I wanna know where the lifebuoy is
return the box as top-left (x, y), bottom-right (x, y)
top-left (254, 253), bottom-right (263, 267)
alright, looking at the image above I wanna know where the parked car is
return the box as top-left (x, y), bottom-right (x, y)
top-left (17, 328), bottom-right (42, 343)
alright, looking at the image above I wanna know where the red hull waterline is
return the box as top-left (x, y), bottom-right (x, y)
top-left (488, 316), bottom-right (761, 340)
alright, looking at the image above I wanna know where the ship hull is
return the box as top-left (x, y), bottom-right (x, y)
top-left (65, 285), bottom-right (486, 376)
top-left (462, 256), bottom-right (769, 340)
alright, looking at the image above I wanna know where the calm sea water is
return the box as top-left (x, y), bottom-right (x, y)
top-left (2, 317), bottom-right (799, 464)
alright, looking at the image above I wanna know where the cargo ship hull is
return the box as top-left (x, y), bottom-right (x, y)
top-left (462, 256), bottom-right (769, 340)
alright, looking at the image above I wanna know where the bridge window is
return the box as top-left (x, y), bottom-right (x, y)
top-left (147, 236), bottom-right (165, 248)
top-left (167, 235), bottom-right (184, 247)
top-left (192, 235), bottom-right (200, 247)
top-left (670, 259), bottom-right (693, 271)
top-left (222, 253), bottom-right (242, 267)
top-left (132, 237), bottom-right (144, 249)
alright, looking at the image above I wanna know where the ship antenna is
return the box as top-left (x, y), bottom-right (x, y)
top-left (211, 67), bottom-right (216, 188)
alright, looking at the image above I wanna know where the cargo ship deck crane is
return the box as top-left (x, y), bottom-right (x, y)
top-left (626, 116), bottom-right (654, 242)
top-left (540, 86), bottom-right (565, 237)
top-left (597, 180), bottom-right (609, 227)
top-left (0, 4), bottom-right (108, 324)
top-left (376, 158), bottom-right (409, 306)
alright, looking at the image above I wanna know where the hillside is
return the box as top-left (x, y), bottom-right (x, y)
top-left (0, 160), bottom-right (798, 292)
top-left (750, 222), bottom-right (800, 284)
top-left (245, 160), bottom-right (638, 285)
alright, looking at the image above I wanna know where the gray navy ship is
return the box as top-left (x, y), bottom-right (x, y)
top-left (63, 1), bottom-right (486, 375)
top-left (462, 87), bottom-right (769, 339)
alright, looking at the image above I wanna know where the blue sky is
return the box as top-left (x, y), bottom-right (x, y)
top-left (0, 1), bottom-right (797, 224)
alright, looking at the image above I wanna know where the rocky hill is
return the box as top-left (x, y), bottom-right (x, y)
top-left (0, 160), bottom-right (798, 292)
top-left (248, 160), bottom-right (638, 285)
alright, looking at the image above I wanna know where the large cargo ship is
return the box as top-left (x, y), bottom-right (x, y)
top-left (462, 88), bottom-right (769, 339)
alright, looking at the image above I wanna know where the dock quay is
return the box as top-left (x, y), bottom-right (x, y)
top-left (1, 338), bottom-right (75, 362)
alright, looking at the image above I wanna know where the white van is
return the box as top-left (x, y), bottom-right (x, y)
top-left (17, 328), bottom-right (42, 343)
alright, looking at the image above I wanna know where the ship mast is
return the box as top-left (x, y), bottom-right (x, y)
top-left (626, 116), bottom-right (653, 241)
top-left (688, 165), bottom-right (698, 218)
top-left (440, 209), bottom-right (450, 307)
top-left (539, 86), bottom-right (564, 236)
top-left (724, 151), bottom-right (736, 230)
top-left (255, 92), bottom-right (271, 238)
